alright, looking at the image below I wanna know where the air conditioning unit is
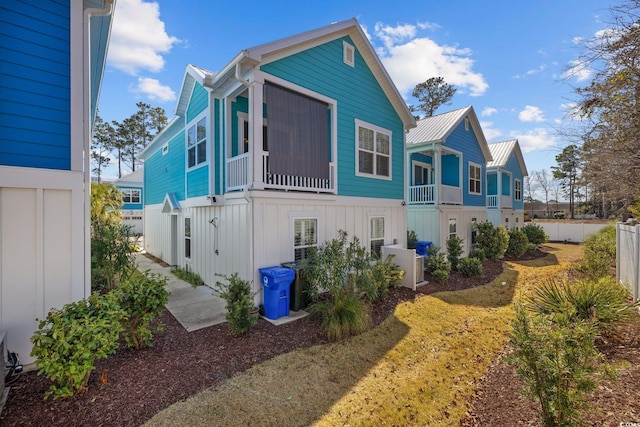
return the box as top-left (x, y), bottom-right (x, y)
top-left (415, 255), bottom-right (425, 284)
top-left (0, 331), bottom-right (8, 417)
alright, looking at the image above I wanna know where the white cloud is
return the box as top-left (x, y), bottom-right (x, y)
top-left (512, 128), bottom-right (557, 153)
top-left (513, 64), bottom-right (547, 79)
top-left (373, 22), bottom-right (488, 98)
top-left (562, 59), bottom-right (592, 82)
top-left (481, 107), bottom-right (497, 117)
top-left (130, 77), bottom-right (176, 102)
top-left (519, 105), bottom-right (545, 122)
top-left (108, 0), bottom-right (179, 75)
top-left (479, 121), bottom-right (502, 140)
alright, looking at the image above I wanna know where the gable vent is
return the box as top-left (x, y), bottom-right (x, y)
top-left (343, 41), bottom-right (355, 67)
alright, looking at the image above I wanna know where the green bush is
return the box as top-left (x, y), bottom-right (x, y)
top-left (521, 223), bottom-right (548, 246)
top-left (171, 265), bottom-right (205, 287)
top-left (509, 305), bottom-right (601, 427)
top-left (309, 288), bottom-right (370, 342)
top-left (526, 277), bottom-right (638, 332)
top-left (526, 242), bottom-right (538, 254)
top-left (468, 247), bottom-right (486, 262)
top-left (91, 220), bottom-right (136, 293)
top-left (407, 230), bottom-right (418, 250)
top-left (457, 257), bottom-right (483, 278)
top-left (475, 221), bottom-right (509, 260)
top-left (506, 228), bottom-right (529, 258)
top-left (214, 273), bottom-right (258, 335)
top-left (115, 271), bottom-right (169, 349)
top-left (424, 246), bottom-right (451, 274)
top-left (30, 293), bottom-right (125, 399)
top-left (431, 269), bottom-right (449, 285)
top-left (575, 225), bottom-right (616, 279)
top-left (356, 255), bottom-right (405, 304)
top-left (446, 235), bottom-right (464, 271)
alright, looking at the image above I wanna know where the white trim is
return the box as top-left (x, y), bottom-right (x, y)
top-left (237, 111), bottom-right (249, 155)
top-left (185, 110), bottom-right (209, 171)
top-left (343, 41), bottom-right (355, 67)
top-left (448, 216), bottom-right (458, 239)
top-left (411, 160), bottom-right (432, 185)
top-left (514, 178), bottom-right (522, 201)
top-left (184, 216), bottom-right (192, 261)
top-left (355, 119), bottom-right (392, 181)
top-left (468, 162), bottom-right (482, 195)
top-left (291, 216), bottom-right (320, 261)
top-left (367, 212), bottom-right (387, 255)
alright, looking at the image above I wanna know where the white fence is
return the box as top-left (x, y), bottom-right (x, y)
top-left (535, 222), bottom-right (608, 243)
top-left (616, 223), bottom-right (640, 301)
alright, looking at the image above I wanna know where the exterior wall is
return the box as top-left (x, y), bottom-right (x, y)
top-left (144, 127), bottom-right (186, 205)
top-left (0, 2), bottom-right (72, 170)
top-left (260, 36), bottom-right (406, 200)
top-left (505, 154), bottom-right (525, 210)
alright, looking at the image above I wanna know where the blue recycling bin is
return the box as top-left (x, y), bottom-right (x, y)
top-left (259, 267), bottom-right (295, 320)
top-left (416, 240), bottom-right (432, 256)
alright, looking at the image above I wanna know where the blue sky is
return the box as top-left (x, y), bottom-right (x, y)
top-left (98, 0), bottom-right (612, 180)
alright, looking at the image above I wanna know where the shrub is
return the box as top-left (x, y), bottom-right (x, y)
top-left (115, 271), bottom-right (169, 349)
top-left (457, 257), bottom-right (483, 278)
top-left (509, 305), bottom-right (601, 427)
top-left (431, 269), bottom-right (449, 285)
top-left (91, 220), bottom-right (136, 293)
top-left (407, 230), bottom-right (418, 250)
top-left (475, 221), bottom-right (509, 260)
top-left (522, 223), bottom-right (548, 246)
top-left (309, 288), bottom-right (370, 342)
top-left (468, 247), bottom-right (486, 262)
top-left (506, 228), bottom-right (529, 258)
top-left (214, 273), bottom-right (258, 335)
top-left (446, 235), bottom-right (464, 271)
top-left (526, 242), bottom-right (538, 254)
top-left (575, 225), bottom-right (616, 279)
top-left (171, 265), bottom-right (205, 287)
top-left (526, 277), bottom-right (639, 332)
top-left (30, 293), bottom-right (125, 399)
top-left (356, 255), bottom-right (405, 304)
top-left (424, 246), bottom-right (451, 274)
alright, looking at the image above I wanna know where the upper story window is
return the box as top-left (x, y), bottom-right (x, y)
top-left (514, 179), bottom-right (522, 201)
top-left (469, 163), bottom-right (482, 194)
top-left (356, 119), bottom-right (391, 180)
top-left (122, 189), bottom-right (141, 204)
top-left (187, 116), bottom-right (207, 169)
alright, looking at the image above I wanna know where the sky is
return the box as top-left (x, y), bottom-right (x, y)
top-left (97, 0), bottom-right (614, 180)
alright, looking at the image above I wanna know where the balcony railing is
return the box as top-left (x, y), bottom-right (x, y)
top-left (441, 184), bottom-right (462, 204)
top-left (226, 153), bottom-right (249, 191)
top-left (407, 184), bottom-right (462, 205)
top-left (487, 194), bottom-right (513, 209)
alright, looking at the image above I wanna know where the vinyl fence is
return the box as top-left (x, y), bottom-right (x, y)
top-left (535, 222), bottom-right (608, 243)
top-left (617, 222), bottom-right (640, 301)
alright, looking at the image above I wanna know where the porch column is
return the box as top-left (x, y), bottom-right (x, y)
top-left (497, 169), bottom-right (502, 209)
top-left (434, 144), bottom-right (440, 205)
top-left (249, 79), bottom-right (264, 190)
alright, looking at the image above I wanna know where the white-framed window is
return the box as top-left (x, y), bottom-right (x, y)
top-left (471, 217), bottom-right (478, 245)
top-left (184, 217), bottom-right (192, 260)
top-left (412, 160), bottom-right (432, 186)
top-left (515, 217), bottom-right (520, 229)
top-left (370, 216), bottom-right (385, 257)
top-left (187, 116), bottom-right (207, 169)
top-left (343, 41), bottom-right (355, 67)
top-left (355, 119), bottom-right (391, 180)
top-left (122, 189), bottom-right (141, 204)
top-left (294, 218), bottom-right (317, 261)
top-left (514, 179), bottom-right (522, 201)
top-left (238, 112), bottom-right (268, 154)
top-left (449, 217), bottom-right (457, 239)
top-left (469, 162), bottom-right (482, 195)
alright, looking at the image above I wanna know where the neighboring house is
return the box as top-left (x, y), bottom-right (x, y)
top-left (0, 1), bottom-right (116, 364)
top-left (486, 139), bottom-right (528, 229)
top-left (114, 169), bottom-right (144, 234)
top-left (139, 18), bottom-right (415, 304)
top-left (406, 106), bottom-right (492, 255)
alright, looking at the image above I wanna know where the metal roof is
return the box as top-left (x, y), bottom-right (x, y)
top-left (487, 139), bottom-right (528, 176)
top-left (406, 107), bottom-right (471, 145)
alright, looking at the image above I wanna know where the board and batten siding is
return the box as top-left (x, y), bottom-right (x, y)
top-left (0, 2), bottom-right (71, 170)
top-left (260, 36), bottom-right (405, 200)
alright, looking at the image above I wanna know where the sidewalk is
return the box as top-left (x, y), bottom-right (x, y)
top-left (135, 252), bottom-right (228, 332)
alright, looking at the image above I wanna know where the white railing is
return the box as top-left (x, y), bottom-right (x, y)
top-left (487, 195), bottom-right (497, 208)
top-left (262, 154), bottom-right (335, 193)
top-left (226, 153), bottom-right (249, 191)
top-left (487, 194), bottom-right (513, 209)
top-left (501, 195), bottom-right (513, 209)
top-left (408, 184), bottom-right (435, 204)
top-left (441, 184), bottom-right (462, 204)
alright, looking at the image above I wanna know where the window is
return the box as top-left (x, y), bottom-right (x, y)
top-left (187, 116), bottom-right (206, 168)
top-left (239, 113), bottom-right (268, 154)
top-left (294, 218), bottom-right (317, 261)
top-left (356, 120), bottom-right (391, 179)
top-left (343, 41), bottom-right (355, 67)
top-left (185, 217), bottom-right (192, 259)
top-left (413, 161), bottom-right (431, 185)
top-left (471, 217), bottom-right (478, 245)
top-left (515, 179), bottom-right (522, 201)
top-left (469, 163), bottom-right (482, 194)
top-left (515, 217), bottom-right (520, 229)
top-left (370, 217), bottom-right (385, 257)
top-left (449, 218), bottom-right (457, 239)
top-left (122, 189), bottom-right (141, 204)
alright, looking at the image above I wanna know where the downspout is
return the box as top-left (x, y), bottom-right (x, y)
top-left (83, 0), bottom-right (115, 298)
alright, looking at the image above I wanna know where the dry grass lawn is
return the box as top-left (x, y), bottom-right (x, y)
top-left (144, 243), bottom-right (582, 427)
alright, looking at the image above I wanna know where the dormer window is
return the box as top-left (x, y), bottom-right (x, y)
top-left (343, 41), bottom-right (355, 67)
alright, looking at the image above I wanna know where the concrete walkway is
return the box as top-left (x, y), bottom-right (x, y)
top-left (135, 253), bottom-right (228, 332)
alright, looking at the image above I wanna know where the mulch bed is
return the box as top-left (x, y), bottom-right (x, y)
top-left (4, 247), bottom-right (636, 426)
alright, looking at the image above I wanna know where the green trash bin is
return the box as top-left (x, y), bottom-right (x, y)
top-left (281, 261), bottom-right (310, 311)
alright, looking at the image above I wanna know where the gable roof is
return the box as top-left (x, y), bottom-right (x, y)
top-left (406, 106), bottom-right (492, 161)
top-left (487, 139), bottom-right (528, 176)
top-left (174, 18), bottom-right (415, 129)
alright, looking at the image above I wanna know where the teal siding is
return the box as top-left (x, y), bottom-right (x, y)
top-left (441, 154), bottom-right (459, 186)
top-left (487, 173), bottom-right (498, 196)
top-left (501, 172), bottom-right (511, 196)
top-left (442, 121), bottom-right (488, 206)
top-left (187, 166), bottom-right (209, 198)
top-left (144, 129), bottom-right (186, 205)
top-left (117, 185), bottom-right (143, 210)
top-left (505, 153), bottom-right (525, 209)
top-left (186, 83), bottom-right (208, 122)
top-left (260, 36), bottom-right (405, 200)
top-left (0, 1), bottom-right (71, 170)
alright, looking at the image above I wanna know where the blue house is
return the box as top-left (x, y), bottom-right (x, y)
top-left (114, 169), bottom-right (144, 235)
top-left (0, 1), bottom-right (116, 363)
top-left (486, 139), bottom-right (528, 229)
top-left (406, 106), bottom-right (492, 255)
top-left (139, 19), bottom-right (415, 303)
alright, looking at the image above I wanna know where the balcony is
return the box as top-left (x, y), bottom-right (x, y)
top-left (487, 194), bottom-right (512, 209)
top-left (408, 184), bottom-right (462, 205)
